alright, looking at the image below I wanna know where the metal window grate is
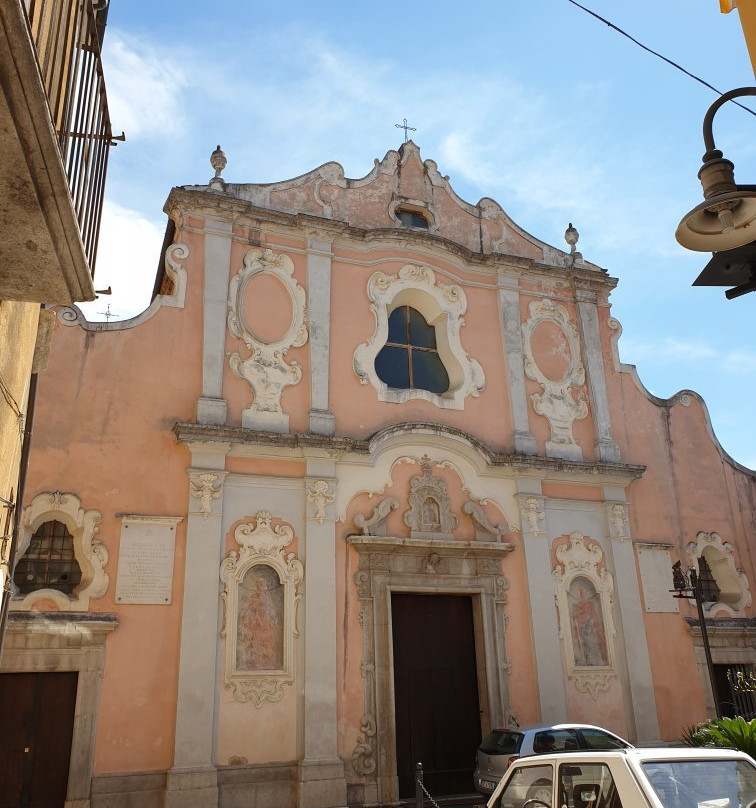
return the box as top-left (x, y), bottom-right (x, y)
top-left (13, 519), bottom-right (82, 595)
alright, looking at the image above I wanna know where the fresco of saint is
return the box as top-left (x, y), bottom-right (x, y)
top-left (236, 564), bottom-right (284, 671)
top-left (568, 577), bottom-right (609, 667)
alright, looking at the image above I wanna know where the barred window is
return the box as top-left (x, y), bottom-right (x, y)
top-left (14, 520), bottom-right (82, 595)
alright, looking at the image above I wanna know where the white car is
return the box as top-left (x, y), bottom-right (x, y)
top-left (486, 746), bottom-right (756, 808)
top-left (475, 723), bottom-right (632, 795)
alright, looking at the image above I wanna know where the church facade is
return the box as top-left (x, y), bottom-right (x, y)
top-left (3, 142), bottom-right (755, 808)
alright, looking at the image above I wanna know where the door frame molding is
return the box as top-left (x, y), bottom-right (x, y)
top-left (346, 536), bottom-right (513, 805)
top-left (1, 612), bottom-right (117, 808)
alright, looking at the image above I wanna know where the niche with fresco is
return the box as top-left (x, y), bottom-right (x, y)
top-left (220, 511), bottom-right (303, 706)
top-left (553, 532), bottom-right (617, 699)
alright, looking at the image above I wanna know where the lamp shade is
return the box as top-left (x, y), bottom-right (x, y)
top-left (676, 189), bottom-right (756, 252)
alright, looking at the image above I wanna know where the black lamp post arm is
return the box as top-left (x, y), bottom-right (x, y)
top-left (702, 86), bottom-right (756, 158)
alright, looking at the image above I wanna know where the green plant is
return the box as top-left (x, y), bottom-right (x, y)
top-left (680, 717), bottom-right (756, 757)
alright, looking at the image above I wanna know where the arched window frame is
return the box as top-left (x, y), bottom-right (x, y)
top-left (686, 531), bottom-right (752, 616)
top-left (13, 491), bottom-right (109, 611)
top-left (353, 264), bottom-right (485, 409)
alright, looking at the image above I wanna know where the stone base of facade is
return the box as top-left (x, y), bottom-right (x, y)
top-left (298, 758), bottom-right (348, 808)
top-left (91, 771), bottom-right (166, 808)
top-left (89, 762), bottom-right (324, 808)
top-left (164, 767), bottom-right (218, 808)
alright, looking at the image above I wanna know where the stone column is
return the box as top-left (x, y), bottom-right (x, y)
top-left (307, 232), bottom-right (336, 436)
top-left (516, 485), bottom-right (567, 723)
top-left (602, 489), bottom-right (661, 743)
top-left (497, 273), bottom-right (537, 454)
top-left (298, 458), bottom-right (346, 808)
top-left (197, 217), bottom-right (233, 426)
top-left (165, 443), bottom-right (229, 808)
top-left (575, 288), bottom-right (620, 463)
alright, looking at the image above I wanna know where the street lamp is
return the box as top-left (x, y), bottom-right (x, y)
top-left (671, 558), bottom-right (723, 719)
top-left (676, 87), bottom-right (756, 253)
top-left (676, 87), bottom-right (756, 299)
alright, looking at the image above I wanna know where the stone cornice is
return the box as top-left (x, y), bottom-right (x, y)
top-left (164, 187), bottom-right (618, 290)
top-left (173, 420), bottom-right (645, 482)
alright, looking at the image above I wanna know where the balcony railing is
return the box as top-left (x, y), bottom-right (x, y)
top-left (23, 0), bottom-right (115, 274)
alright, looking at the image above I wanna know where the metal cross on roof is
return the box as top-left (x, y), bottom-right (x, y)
top-left (395, 118), bottom-right (416, 143)
top-left (97, 303), bottom-right (117, 322)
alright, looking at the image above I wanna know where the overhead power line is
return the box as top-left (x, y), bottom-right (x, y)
top-left (566, 0), bottom-right (756, 117)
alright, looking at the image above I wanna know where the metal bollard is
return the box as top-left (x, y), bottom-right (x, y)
top-left (416, 762), bottom-right (424, 808)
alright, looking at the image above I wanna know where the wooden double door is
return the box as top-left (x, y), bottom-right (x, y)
top-left (392, 594), bottom-right (482, 798)
top-left (0, 672), bottom-right (78, 808)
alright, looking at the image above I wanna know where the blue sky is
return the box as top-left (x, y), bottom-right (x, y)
top-left (80, 0), bottom-right (756, 469)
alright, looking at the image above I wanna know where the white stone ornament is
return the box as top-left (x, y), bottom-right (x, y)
top-left (220, 511), bottom-right (303, 706)
top-left (14, 492), bottom-right (108, 611)
top-left (353, 264), bottom-right (484, 409)
top-left (686, 530), bottom-right (751, 615)
top-left (190, 472), bottom-right (222, 519)
top-left (403, 455), bottom-right (458, 539)
top-left (523, 299), bottom-right (588, 460)
top-left (306, 480), bottom-right (335, 524)
top-left (228, 249), bottom-right (308, 432)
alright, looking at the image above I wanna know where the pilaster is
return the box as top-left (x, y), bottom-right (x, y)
top-left (497, 272), bottom-right (537, 454)
top-left (602, 486), bottom-right (661, 744)
top-left (575, 288), bottom-right (620, 462)
top-left (166, 444), bottom-right (230, 808)
top-left (515, 483), bottom-right (567, 722)
top-left (197, 217), bottom-right (233, 425)
top-left (307, 232), bottom-right (335, 435)
top-left (298, 458), bottom-right (346, 808)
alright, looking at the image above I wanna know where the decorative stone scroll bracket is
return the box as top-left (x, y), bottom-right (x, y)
top-left (227, 249), bottom-right (308, 433)
top-left (353, 497), bottom-right (399, 536)
top-left (220, 511), bottom-right (303, 707)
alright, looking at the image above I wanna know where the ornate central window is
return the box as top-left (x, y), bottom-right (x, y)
top-left (375, 306), bottom-right (449, 394)
top-left (353, 265), bottom-right (485, 409)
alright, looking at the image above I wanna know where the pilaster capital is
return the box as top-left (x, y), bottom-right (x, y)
top-left (305, 477), bottom-right (337, 525)
top-left (515, 493), bottom-right (548, 537)
top-left (605, 500), bottom-right (631, 542)
top-left (306, 229), bottom-right (335, 253)
top-left (188, 469), bottom-right (229, 520)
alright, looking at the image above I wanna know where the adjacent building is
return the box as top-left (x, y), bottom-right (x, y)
top-left (0, 0), bottom-right (114, 625)
top-left (4, 142), bottom-right (754, 808)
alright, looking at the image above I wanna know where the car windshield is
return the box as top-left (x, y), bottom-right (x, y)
top-left (642, 759), bottom-right (756, 808)
top-left (479, 730), bottom-right (523, 755)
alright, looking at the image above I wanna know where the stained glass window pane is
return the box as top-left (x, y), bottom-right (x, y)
top-left (375, 345), bottom-right (410, 389)
top-left (387, 307), bottom-right (408, 344)
top-left (412, 351), bottom-right (449, 394)
top-left (409, 308), bottom-right (436, 348)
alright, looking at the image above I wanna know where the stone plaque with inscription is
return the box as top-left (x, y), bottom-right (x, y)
top-left (115, 517), bottom-right (181, 605)
top-left (637, 545), bottom-right (679, 613)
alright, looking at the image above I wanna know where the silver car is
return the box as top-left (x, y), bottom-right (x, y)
top-left (474, 723), bottom-right (632, 796)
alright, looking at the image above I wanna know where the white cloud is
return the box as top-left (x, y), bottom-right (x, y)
top-left (103, 33), bottom-right (187, 139)
top-left (78, 201), bottom-right (165, 321)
